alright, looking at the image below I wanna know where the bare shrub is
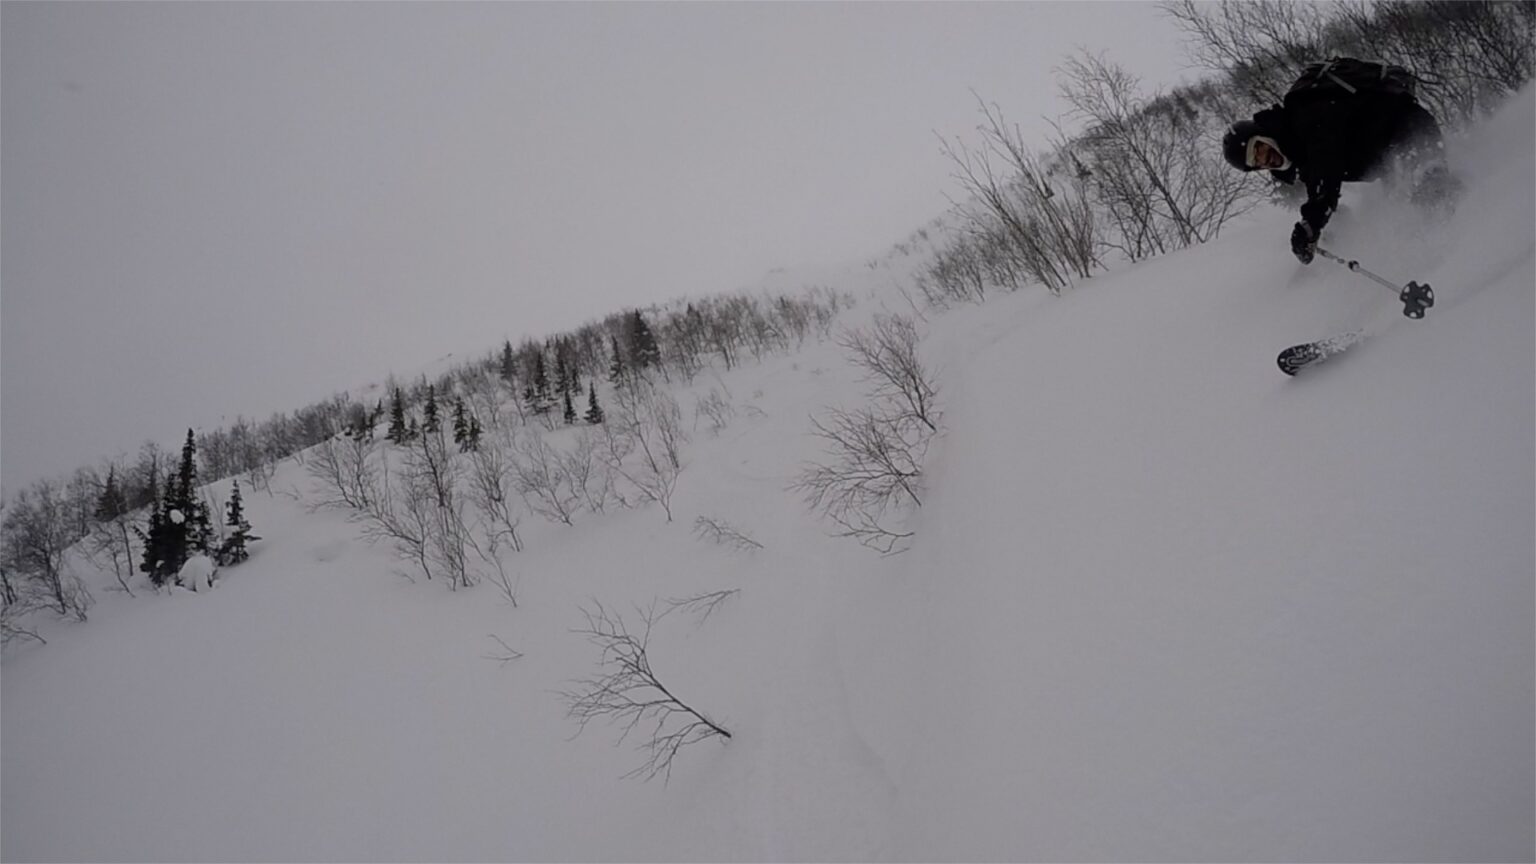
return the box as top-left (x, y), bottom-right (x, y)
top-left (1058, 51), bottom-right (1258, 253)
top-left (1160, 0), bottom-right (1334, 104)
top-left (693, 388), bottom-right (736, 436)
top-left (511, 431), bottom-right (581, 526)
top-left (602, 376), bottom-right (687, 522)
top-left (941, 96), bottom-right (1099, 296)
top-left (483, 634), bottom-right (524, 668)
top-left (918, 235), bottom-right (989, 309)
top-left (561, 601), bottom-right (732, 782)
top-left (359, 457), bottom-right (434, 583)
top-left (1, 591), bottom-right (47, 646)
top-left (692, 516), bottom-right (764, 553)
top-left (838, 313), bottom-right (941, 433)
top-left (307, 433), bottom-right (379, 513)
top-left (466, 429), bottom-right (525, 553)
top-left (793, 407), bottom-right (929, 555)
top-left (1, 482), bottom-right (92, 619)
top-left (410, 426), bottom-right (476, 589)
top-left (663, 589), bottom-right (741, 627)
top-left (86, 510), bottom-right (139, 597)
top-left (561, 430), bottom-right (617, 515)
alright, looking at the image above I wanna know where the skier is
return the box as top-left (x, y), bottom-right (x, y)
top-left (1222, 57), bottom-right (1459, 265)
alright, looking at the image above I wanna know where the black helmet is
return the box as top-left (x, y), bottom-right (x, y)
top-left (1223, 119), bottom-right (1262, 171)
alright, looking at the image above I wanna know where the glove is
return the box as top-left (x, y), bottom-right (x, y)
top-left (1290, 221), bottom-right (1317, 265)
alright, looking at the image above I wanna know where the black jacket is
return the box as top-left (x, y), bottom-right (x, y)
top-left (1252, 90), bottom-right (1434, 233)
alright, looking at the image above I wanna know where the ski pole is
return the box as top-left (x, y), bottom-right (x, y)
top-left (1315, 246), bottom-right (1435, 319)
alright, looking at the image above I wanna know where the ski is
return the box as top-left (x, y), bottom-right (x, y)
top-left (1277, 329), bottom-right (1367, 376)
top-left (1277, 248), bottom-right (1435, 376)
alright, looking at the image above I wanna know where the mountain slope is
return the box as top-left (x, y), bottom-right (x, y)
top-left (3, 90), bottom-right (1531, 862)
top-left (839, 89), bottom-right (1535, 860)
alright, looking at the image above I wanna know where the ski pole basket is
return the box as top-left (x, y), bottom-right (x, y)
top-left (1400, 280), bottom-right (1435, 319)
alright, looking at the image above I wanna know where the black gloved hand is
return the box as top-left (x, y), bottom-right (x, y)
top-left (1290, 221), bottom-right (1317, 265)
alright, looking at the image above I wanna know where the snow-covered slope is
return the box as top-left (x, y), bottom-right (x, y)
top-left (3, 91), bottom-right (1531, 862)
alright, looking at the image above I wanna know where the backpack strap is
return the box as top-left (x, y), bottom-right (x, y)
top-left (1315, 59), bottom-right (1359, 95)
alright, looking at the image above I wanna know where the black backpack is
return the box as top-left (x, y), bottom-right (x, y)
top-left (1283, 57), bottom-right (1417, 108)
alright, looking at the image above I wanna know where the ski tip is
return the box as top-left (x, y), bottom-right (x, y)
top-left (1276, 330), bottom-right (1365, 377)
top-left (1276, 344), bottom-right (1320, 376)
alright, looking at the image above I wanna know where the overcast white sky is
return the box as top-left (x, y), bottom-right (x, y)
top-left (2, 1), bottom-right (1194, 492)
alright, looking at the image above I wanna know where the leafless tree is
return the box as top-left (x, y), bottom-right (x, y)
top-left (466, 430), bottom-right (526, 553)
top-left (358, 453), bottom-right (434, 583)
top-left (1, 482), bottom-right (93, 619)
top-left (1160, 0), bottom-right (1535, 141)
top-left (838, 314), bottom-right (942, 433)
top-left (1330, 0), bottom-right (1534, 124)
top-left (602, 376), bottom-right (686, 522)
top-left (1, 589), bottom-right (47, 646)
top-left (692, 516), bottom-right (764, 553)
top-left (126, 441), bottom-right (167, 512)
top-left (917, 234), bottom-right (989, 308)
top-left (63, 468), bottom-right (99, 540)
top-left (1160, 0), bottom-right (1334, 105)
top-left (307, 432), bottom-right (379, 513)
top-left (941, 97), bottom-right (1099, 295)
top-left (479, 548), bottom-right (521, 607)
top-left (0, 506), bottom-right (17, 609)
top-left (0, 503), bottom-right (46, 646)
top-left (87, 511), bottom-right (138, 597)
top-left (1061, 51), bottom-right (1262, 254)
top-left (561, 601), bottom-right (732, 782)
top-left (511, 431), bottom-right (581, 526)
top-left (793, 407), bottom-right (929, 555)
top-left (408, 424), bottom-right (475, 590)
top-left (233, 417), bottom-right (278, 494)
top-left (562, 430), bottom-right (617, 515)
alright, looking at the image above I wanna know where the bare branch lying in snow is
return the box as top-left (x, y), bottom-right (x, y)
top-left (482, 634), bottom-right (524, 669)
top-left (560, 601), bottom-right (731, 782)
top-left (662, 589), bottom-right (741, 627)
top-left (692, 516), bottom-right (764, 553)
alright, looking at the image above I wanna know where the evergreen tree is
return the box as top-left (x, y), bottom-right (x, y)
top-left (630, 310), bottom-right (661, 370)
top-left (422, 385), bottom-right (441, 434)
top-left (170, 431), bottom-right (196, 557)
top-left (555, 343), bottom-right (571, 399)
top-left (453, 398), bottom-right (472, 451)
top-left (585, 382), bottom-right (605, 425)
top-left (167, 430), bottom-right (213, 575)
top-left (563, 389), bottom-right (578, 426)
top-left (388, 388), bottom-right (409, 444)
top-left (499, 339), bottom-right (517, 388)
top-left (137, 471), bottom-right (169, 586)
top-left (217, 480), bottom-right (259, 565)
top-left (95, 466), bottom-right (128, 523)
top-left (530, 350), bottom-right (552, 414)
top-left (139, 431), bottom-right (206, 585)
top-left (466, 416), bottom-right (483, 451)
